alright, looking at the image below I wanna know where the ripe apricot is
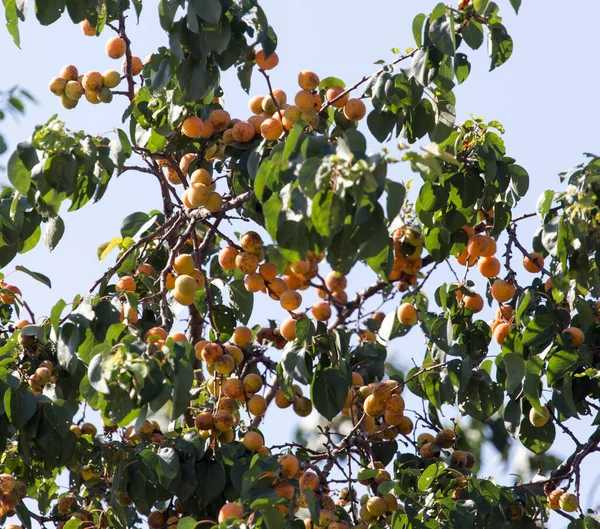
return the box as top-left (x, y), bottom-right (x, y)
top-left (325, 271), bottom-right (347, 292)
top-left (223, 378), bottom-right (245, 401)
top-left (366, 496), bottom-right (387, 517)
top-left (298, 70), bottom-right (320, 91)
top-left (209, 109), bottom-right (231, 131)
top-left (299, 471), bottom-right (319, 491)
top-left (259, 262), bottom-right (278, 281)
top-left (260, 117), bottom-right (283, 140)
top-left (490, 280), bottom-right (516, 302)
top-left (181, 116), bottom-right (204, 138)
top-left (420, 442), bottom-right (440, 459)
top-left (436, 428), bottom-right (456, 448)
top-left (477, 256), bottom-right (501, 278)
top-left (343, 98), bottom-right (367, 121)
top-left (173, 254), bottom-right (195, 275)
top-left (204, 191), bottom-right (223, 212)
top-left (255, 49), bottom-right (279, 70)
top-left (123, 56), bottom-right (144, 75)
top-left (363, 395), bottom-right (386, 417)
top-left (201, 119), bottom-right (214, 138)
top-left (244, 272), bottom-right (265, 293)
top-left (236, 252), bottom-right (259, 274)
top-left (174, 275), bottom-right (198, 297)
top-left (280, 290), bottom-right (302, 311)
top-left (49, 77), bottom-right (67, 96)
top-left (179, 153), bottom-right (197, 175)
top-left (280, 318), bottom-right (297, 341)
top-left (293, 396), bottom-right (313, 417)
top-left (396, 416), bottom-right (414, 435)
top-left (456, 248), bottom-right (477, 266)
top-left (495, 304), bottom-right (514, 322)
top-left (233, 326), bottom-right (253, 347)
top-left (523, 252), bottom-right (544, 273)
top-left (278, 454), bottom-right (299, 478)
top-left (214, 354), bottom-right (235, 375)
top-left (272, 88), bottom-right (287, 104)
top-left (116, 275), bottom-right (136, 293)
top-left (145, 327), bottom-right (167, 342)
top-left (232, 121), bottom-right (256, 142)
top-left (466, 234), bottom-right (491, 257)
top-left (60, 64), bottom-right (79, 81)
top-left (80, 19), bottom-right (96, 36)
top-left (563, 326), bottom-right (584, 347)
top-left (248, 95), bottom-right (264, 114)
top-left (417, 432), bottom-right (435, 448)
top-left (397, 303), bottom-right (418, 325)
top-left (240, 231), bottom-right (263, 253)
top-left (120, 304), bottom-right (138, 323)
top-left (201, 342), bottom-right (223, 364)
top-left (462, 293), bottom-right (483, 313)
top-left (190, 168), bottom-right (211, 187)
top-left (243, 431), bottom-right (264, 451)
top-left (248, 394), bottom-right (267, 416)
top-left (295, 90), bottom-right (317, 112)
top-left (312, 300), bottom-right (332, 321)
top-left (248, 114), bottom-right (266, 134)
top-left (218, 503), bottom-right (243, 523)
top-left (188, 183), bottom-right (210, 208)
top-left (547, 489), bottom-right (563, 510)
top-left (326, 86), bottom-right (349, 108)
top-left (105, 37), bottom-right (127, 59)
top-left (493, 322), bottom-right (510, 345)
top-left (275, 388), bottom-right (293, 408)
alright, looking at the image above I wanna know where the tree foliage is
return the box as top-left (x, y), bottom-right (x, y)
top-left (1, 1), bottom-right (600, 529)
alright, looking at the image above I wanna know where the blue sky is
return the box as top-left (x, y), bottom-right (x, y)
top-left (1, 1), bottom-right (599, 525)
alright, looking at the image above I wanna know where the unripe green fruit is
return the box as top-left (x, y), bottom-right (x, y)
top-left (64, 81), bottom-right (84, 100)
top-left (98, 87), bottom-right (114, 103)
top-left (559, 492), bottom-right (578, 512)
top-left (529, 405), bottom-right (551, 427)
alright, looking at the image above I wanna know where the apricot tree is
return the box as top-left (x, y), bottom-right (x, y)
top-left (1, 1), bottom-right (600, 529)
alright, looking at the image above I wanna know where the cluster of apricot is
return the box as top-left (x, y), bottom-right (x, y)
top-left (342, 377), bottom-right (413, 442)
top-left (48, 63), bottom-right (121, 109)
top-left (546, 489), bottom-right (579, 513)
top-left (0, 282), bottom-right (21, 305)
top-left (26, 359), bottom-right (55, 396)
top-left (390, 226), bottom-right (425, 291)
top-left (0, 473), bottom-right (28, 519)
top-left (352, 491), bottom-right (401, 528)
top-left (147, 508), bottom-right (181, 529)
top-left (219, 231), bottom-right (333, 322)
top-left (48, 21), bottom-right (146, 109)
top-left (54, 494), bottom-right (97, 529)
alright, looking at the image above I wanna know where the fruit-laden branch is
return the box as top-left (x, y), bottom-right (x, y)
top-left (329, 256), bottom-right (435, 329)
top-left (319, 49), bottom-right (418, 112)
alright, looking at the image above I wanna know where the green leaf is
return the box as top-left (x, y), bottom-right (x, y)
top-left (15, 265), bottom-right (51, 288)
top-left (412, 13), bottom-right (426, 48)
top-left (521, 314), bottom-right (556, 348)
top-left (519, 412), bottom-right (555, 454)
top-left (44, 215), bottom-right (65, 251)
top-left (536, 190), bottom-right (554, 219)
top-left (547, 350), bottom-right (582, 387)
top-left (503, 353), bottom-right (525, 394)
top-left (509, 0), bottom-right (521, 14)
top-left (3, 0), bottom-right (20, 47)
top-left (489, 24), bottom-right (513, 71)
top-left (453, 53), bottom-right (471, 84)
top-left (190, 0), bottom-right (221, 24)
top-left (4, 388), bottom-right (37, 429)
top-left (311, 190), bottom-right (344, 238)
top-left (227, 280), bottom-right (254, 326)
top-left (509, 164), bottom-right (529, 198)
top-left (50, 299), bottom-right (67, 335)
top-left (177, 517), bottom-right (197, 529)
top-left (7, 149), bottom-right (30, 193)
top-left (473, 0), bottom-right (491, 14)
top-left (418, 461), bottom-right (446, 490)
top-left (386, 180), bottom-right (406, 221)
top-left (429, 14), bottom-right (455, 56)
top-left (35, 0), bottom-right (66, 25)
top-left (462, 20), bottom-right (484, 50)
top-left (310, 366), bottom-right (350, 421)
top-left (367, 110), bottom-right (396, 143)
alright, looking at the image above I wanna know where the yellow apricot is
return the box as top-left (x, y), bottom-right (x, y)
top-left (343, 99), bottom-right (367, 121)
top-left (298, 70), bottom-right (320, 91)
top-left (181, 116), bottom-right (204, 138)
top-left (105, 37), bottom-right (126, 59)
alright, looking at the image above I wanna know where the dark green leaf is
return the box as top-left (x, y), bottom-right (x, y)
top-left (310, 367), bottom-right (349, 421)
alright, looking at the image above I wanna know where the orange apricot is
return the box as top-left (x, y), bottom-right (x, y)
top-left (298, 70), bottom-right (320, 91)
top-left (523, 252), bottom-right (544, 273)
top-left (255, 49), bottom-right (279, 70)
top-left (343, 99), bottom-right (367, 121)
top-left (326, 86), bottom-right (349, 108)
top-left (397, 303), bottom-right (418, 325)
top-left (232, 121), bottom-right (256, 143)
top-left (477, 256), bottom-right (501, 278)
top-left (260, 118), bottom-right (284, 140)
top-left (105, 37), bottom-right (126, 59)
top-left (490, 280), bottom-right (516, 303)
top-left (181, 116), bottom-right (204, 138)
